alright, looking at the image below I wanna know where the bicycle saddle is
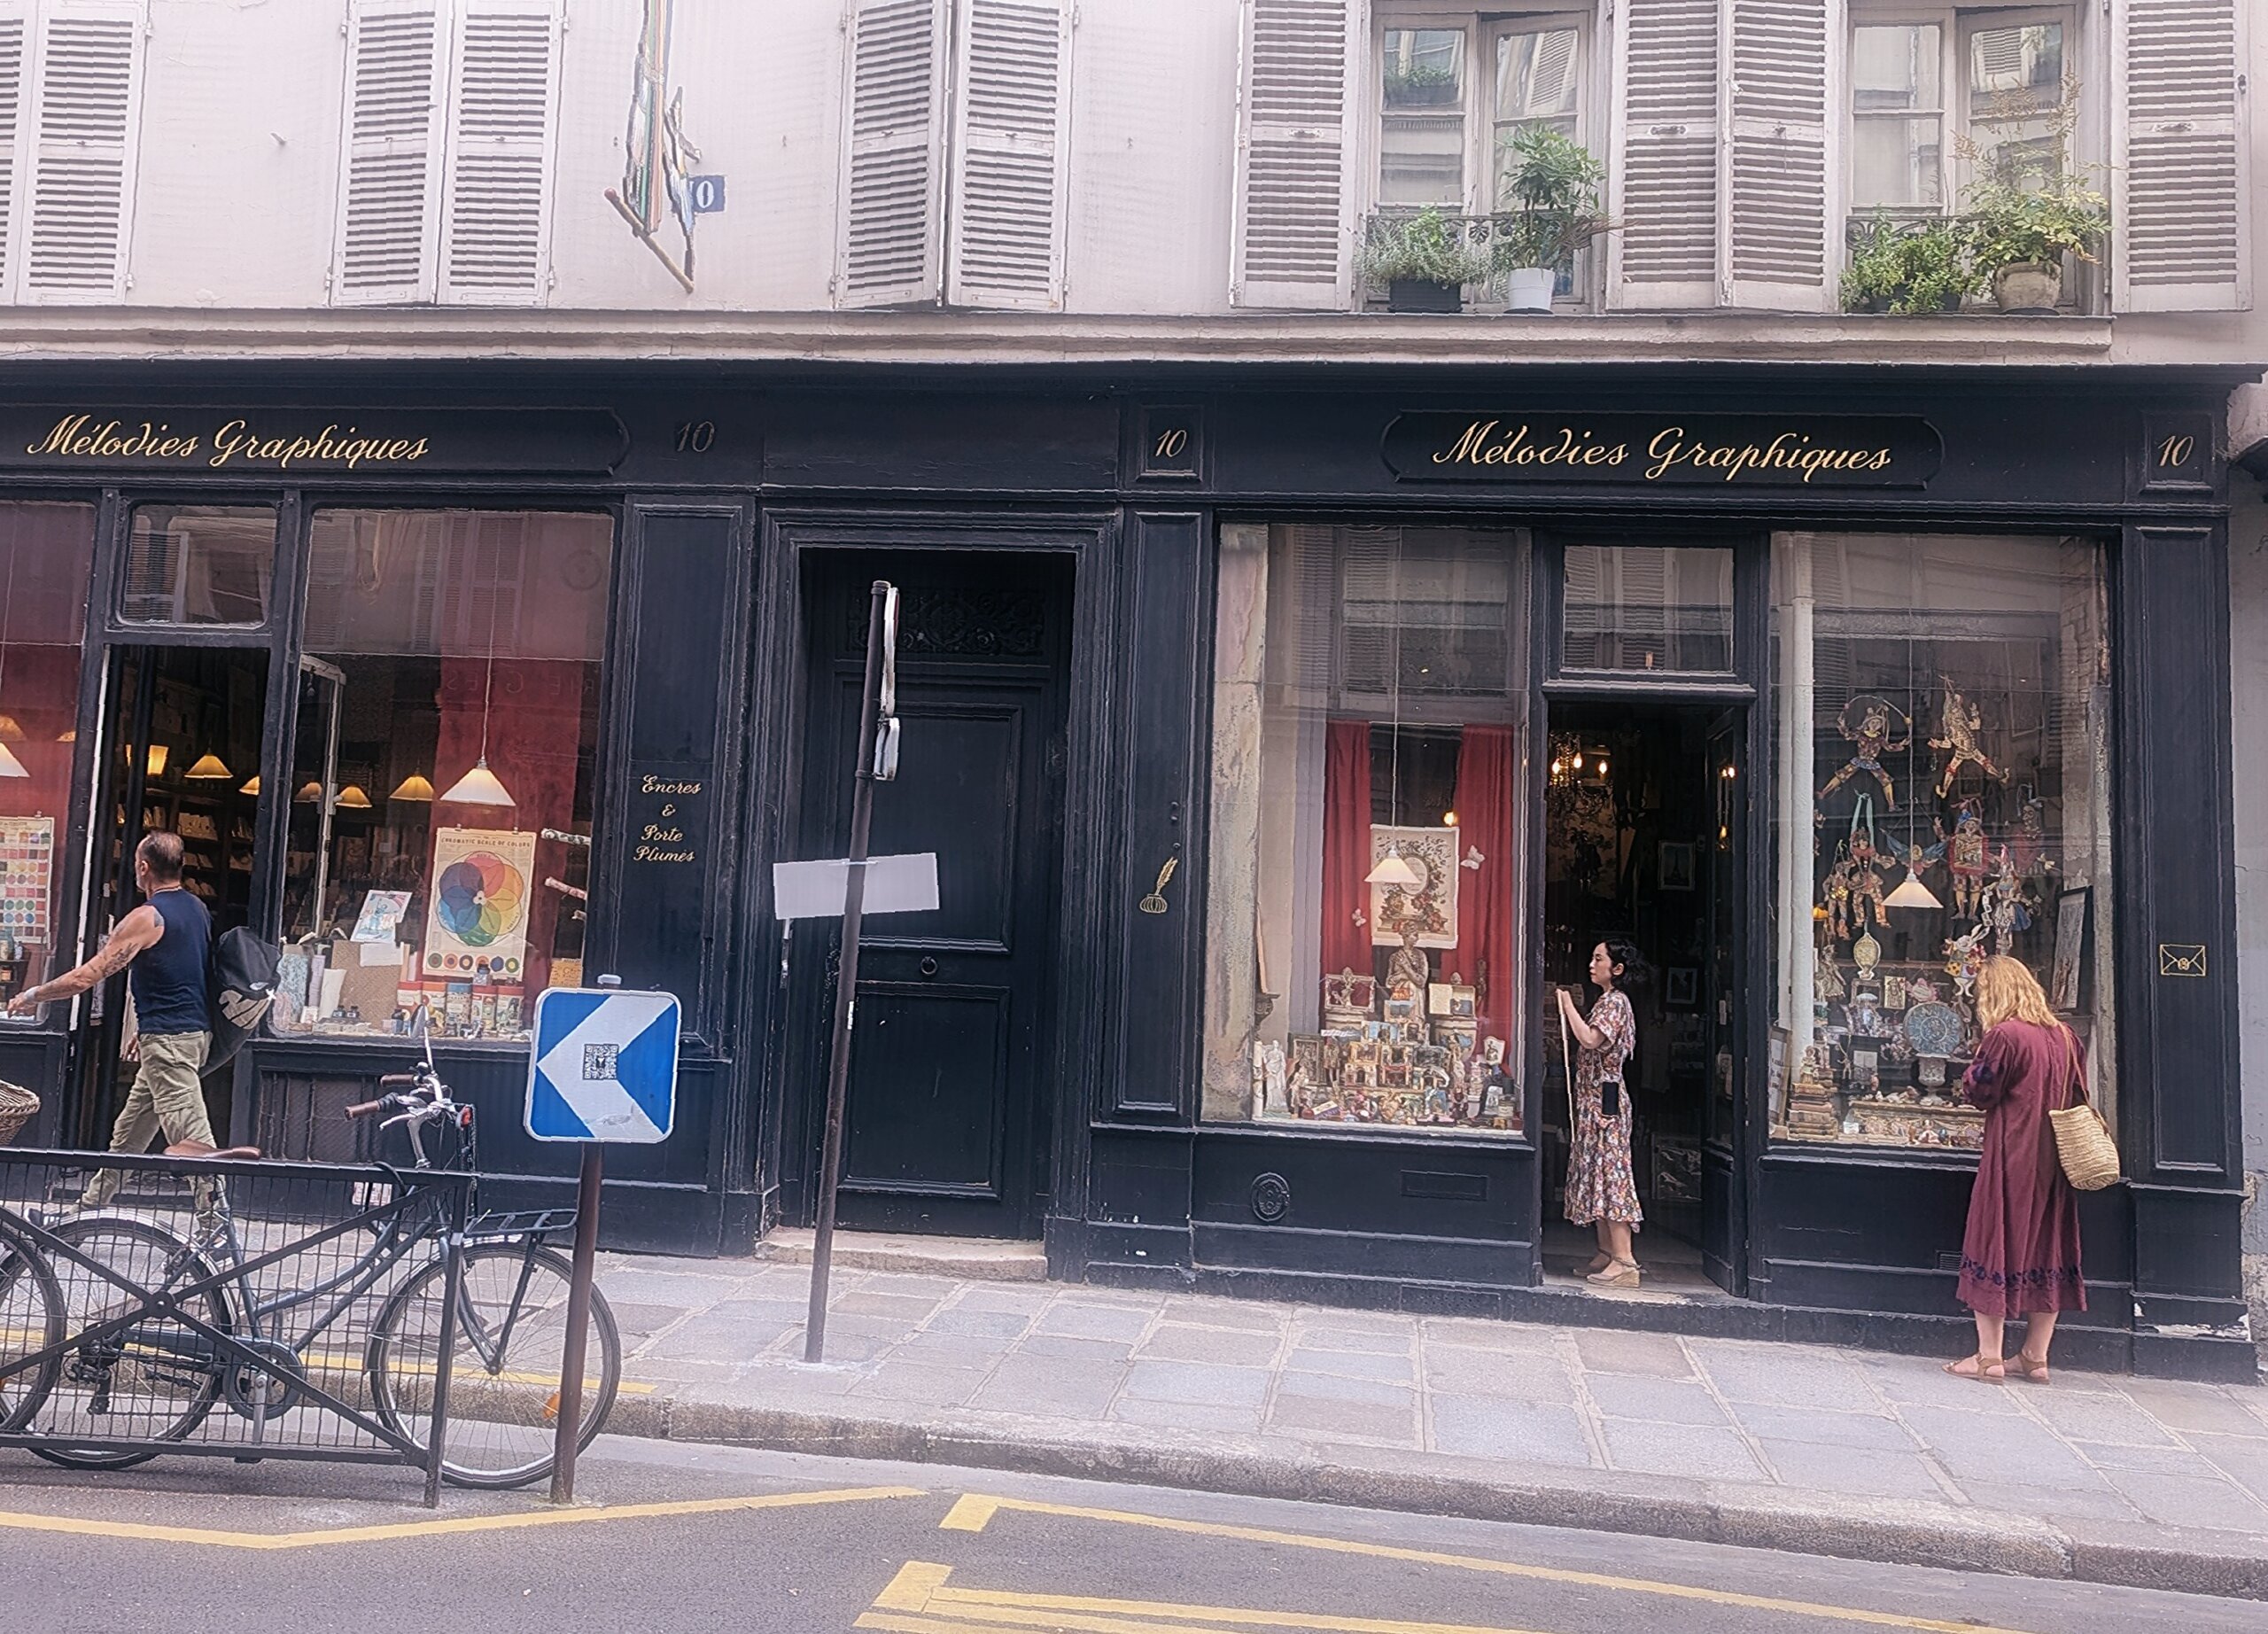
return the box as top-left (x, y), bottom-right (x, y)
top-left (165, 1140), bottom-right (263, 1160)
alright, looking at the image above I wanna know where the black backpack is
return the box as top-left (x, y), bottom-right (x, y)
top-left (206, 926), bottom-right (279, 1069)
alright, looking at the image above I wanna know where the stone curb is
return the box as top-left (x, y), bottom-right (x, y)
top-left (603, 1388), bottom-right (2268, 1600)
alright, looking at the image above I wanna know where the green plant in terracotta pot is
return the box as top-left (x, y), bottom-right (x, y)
top-left (1490, 125), bottom-right (1613, 312)
top-left (1955, 78), bottom-right (2109, 313)
top-left (1356, 207), bottom-right (1496, 313)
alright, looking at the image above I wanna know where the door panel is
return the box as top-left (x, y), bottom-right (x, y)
top-left (1702, 704), bottom-right (1747, 1295)
top-left (792, 553), bottom-right (1070, 1238)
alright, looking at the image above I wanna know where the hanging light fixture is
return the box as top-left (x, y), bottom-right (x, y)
top-left (144, 744), bottom-right (167, 778)
top-left (239, 774), bottom-right (261, 797)
top-left (294, 779), bottom-right (323, 803)
top-left (1364, 531), bottom-right (1418, 891)
top-left (334, 783), bottom-right (373, 810)
top-left (1884, 844), bottom-right (1943, 911)
top-left (439, 573), bottom-right (516, 808)
top-left (389, 773), bottom-right (435, 802)
top-left (0, 547), bottom-right (23, 774)
top-left (184, 752), bottom-right (232, 780)
top-left (54, 728), bottom-right (74, 743)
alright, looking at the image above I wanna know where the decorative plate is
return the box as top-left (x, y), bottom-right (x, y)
top-left (1903, 1001), bottom-right (1963, 1059)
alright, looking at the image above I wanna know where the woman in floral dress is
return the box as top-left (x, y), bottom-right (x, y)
top-left (1557, 938), bottom-right (1646, 1288)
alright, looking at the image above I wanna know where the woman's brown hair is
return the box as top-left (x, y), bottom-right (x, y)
top-left (1974, 955), bottom-right (2063, 1035)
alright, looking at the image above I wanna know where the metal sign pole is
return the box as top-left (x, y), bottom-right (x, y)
top-left (805, 580), bottom-right (894, 1364)
top-left (548, 1140), bottom-right (605, 1503)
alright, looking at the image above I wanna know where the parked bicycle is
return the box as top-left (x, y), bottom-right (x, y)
top-left (0, 1034), bottom-right (620, 1489)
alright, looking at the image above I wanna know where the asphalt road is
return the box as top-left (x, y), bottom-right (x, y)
top-left (0, 1436), bottom-right (2253, 1634)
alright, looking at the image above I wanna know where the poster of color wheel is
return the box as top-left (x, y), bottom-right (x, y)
top-left (423, 826), bottom-right (535, 976)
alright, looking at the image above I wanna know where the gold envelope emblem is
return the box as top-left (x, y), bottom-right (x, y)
top-left (2158, 944), bottom-right (2207, 977)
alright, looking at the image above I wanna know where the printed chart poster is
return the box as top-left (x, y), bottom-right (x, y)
top-left (422, 828), bottom-right (534, 984)
top-left (0, 815), bottom-right (54, 945)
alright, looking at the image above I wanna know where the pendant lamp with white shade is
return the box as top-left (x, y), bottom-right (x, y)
top-left (0, 543), bottom-right (22, 776)
top-left (439, 572), bottom-right (516, 808)
top-left (1363, 531), bottom-right (1418, 890)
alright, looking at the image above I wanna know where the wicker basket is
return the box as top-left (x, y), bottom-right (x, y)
top-left (0, 1078), bottom-right (37, 1147)
top-left (2050, 1101), bottom-right (2121, 1191)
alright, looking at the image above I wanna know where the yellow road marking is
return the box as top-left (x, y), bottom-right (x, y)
top-left (863, 1562), bottom-right (1554, 1634)
top-left (0, 1483), bottom-right (920, 1551)
top-left (934, 1496), bottom-right (2039, 1634)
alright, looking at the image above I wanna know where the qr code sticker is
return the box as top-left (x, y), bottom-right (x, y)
top-left (583, 1043), bottom-right (620, 1080)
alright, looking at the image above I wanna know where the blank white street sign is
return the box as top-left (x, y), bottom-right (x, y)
top-left (772, 852), bottom-right (939, 920)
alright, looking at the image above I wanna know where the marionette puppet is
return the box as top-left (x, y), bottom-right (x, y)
top-left (1929, 677), bottom-right (2010, 798)
top-left (1819, 695), bottom-right (1913, 808)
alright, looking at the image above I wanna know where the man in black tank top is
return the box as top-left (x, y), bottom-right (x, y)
top-left (9, 832), bottom-right (220, 1207)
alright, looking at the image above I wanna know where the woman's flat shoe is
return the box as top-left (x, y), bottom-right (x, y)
top-left (1942, 1353), bottom-right (2006, 1382)
top-left (2008, 1354), bottom-right (2051, 1384)
top-left (1586, 1260), bottom-right (1641, 1289)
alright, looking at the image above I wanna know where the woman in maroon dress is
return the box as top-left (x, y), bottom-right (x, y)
top-left (1945, 955), bottom-right (2086, 1382)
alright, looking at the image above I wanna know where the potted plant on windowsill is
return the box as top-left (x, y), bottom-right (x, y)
top-left (1356, 207), bottom-right (1495, 313)
top-left (1492, 125), bottom-right (1613, 313)
top-left (1963, 175), bottom-right (2109, 314)
top-left (1839, 213), bottom-right (1979, 315)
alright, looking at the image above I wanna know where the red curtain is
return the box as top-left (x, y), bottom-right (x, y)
top-left (1447, 725), bottom-right (1516, 1044)
top-left (1320, 719), bottom-right (1372, 983)
top-left (435, 657), bottom-right (590, 995)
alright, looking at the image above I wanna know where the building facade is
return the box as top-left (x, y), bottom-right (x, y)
top-left (0, 0), bottom-right (2258, 1378)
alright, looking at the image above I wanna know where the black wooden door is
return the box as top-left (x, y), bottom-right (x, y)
top-left (1701, 704), bottom-right (1748, 1296)
top-left (792, 554), bottom-right (1071, 1238)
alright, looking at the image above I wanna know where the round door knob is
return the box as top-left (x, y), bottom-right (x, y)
top-left (919, 957), bottom-right (938, 977)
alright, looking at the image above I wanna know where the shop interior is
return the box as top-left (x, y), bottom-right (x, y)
top-left (1538, 700), bottom-right (1740, 1295)
top-left (72, 645), bottom-right (269, 1147)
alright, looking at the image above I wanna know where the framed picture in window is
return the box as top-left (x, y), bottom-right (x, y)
top-left (2050, 886), bottom-right (2089, 1012)
top-left (1658, 842), bottom-right (1697, 891)
top-left (1666, 967), bottom-right (1698, 1008)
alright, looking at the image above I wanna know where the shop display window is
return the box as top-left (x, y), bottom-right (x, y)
top-left (1768, 533), bottom-right (2112, 1148)
top-left (120, 504), bottom-right (276, 626)
top-left (1560, 544), bottom-right (1734, 673)
top-left (0, 502), bottom-right (97, 1019)
top-left (278, 510), bottom-right (612, 1042)
top-left (1206, 524), bottom-right (1530, 1132)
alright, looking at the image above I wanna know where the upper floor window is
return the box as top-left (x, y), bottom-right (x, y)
top-left (0, 1), bottom-right (147, 304)
top-left (1376, 13), bottom-right (1583, 213)
top-left (1849, 11), bottom-right (2073, 214)
top-left (330, 0), bottom-right (564, 307)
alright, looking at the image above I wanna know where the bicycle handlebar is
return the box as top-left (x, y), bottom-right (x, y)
top-left (345, 1098), bottom-right (387, 1119)
top-left (377, 1074), bottom-right (418, 1090)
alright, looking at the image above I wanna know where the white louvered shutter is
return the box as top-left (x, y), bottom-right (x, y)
top-left (439, 0), bottom-right (559, 305)
top-left (837, 0), bottom-right (946, 308)
top-left (20, 0), bottom-right (142, 303)
top-left (1231, 0), bottom-right (1358, 310)
top-left (946, 0), bottom-right (1071, 310)
top-left (1609, 0), bottom-right (1720, 309)
top-left (0, 5), bottom-right (28, 295)
top-left (331, 0), bottom-right (445, 306)
top-left (2114, 0), bottom-right (2250, 312)
top-left (1724, 0), bottom-right (1835, 310)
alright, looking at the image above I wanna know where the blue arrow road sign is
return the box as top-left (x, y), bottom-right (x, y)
top-left (524, 987), bottom-right (680, 1143)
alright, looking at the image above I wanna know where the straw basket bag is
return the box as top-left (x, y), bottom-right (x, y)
top-left (2047, 1038), bottom-right (2119, 1192)
top-left (0, 1078), bottom-right (37, 1147)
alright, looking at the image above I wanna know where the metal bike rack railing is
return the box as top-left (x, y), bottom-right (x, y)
top-left (0, 1148), bottom-right (470, 1506)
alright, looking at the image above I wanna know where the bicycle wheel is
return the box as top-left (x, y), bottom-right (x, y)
top-left (368, 1242), bottom-right (620, 1490)
top-left (34, 1216), bottom-right (227, 1470)
top-left (0, 1213), bottom-right (64, 1433)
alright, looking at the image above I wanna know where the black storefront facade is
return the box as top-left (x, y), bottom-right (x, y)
top-left (0, 360), bottom-right (2249, 1383)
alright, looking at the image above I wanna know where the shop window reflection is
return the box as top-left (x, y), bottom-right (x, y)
top-left (0, 502), bottom-right (97, 1019)
top-left (1767, 533), bottom-right (2112, 1148)
top-left (1206, 524), bottom-right (1529, 1133)
top-left (120, 505), bottom-right (276, 626)
top-left (1560, 545), bottom-right (1733, 673)
top-left (279, 510), bottom-right (611, 1042)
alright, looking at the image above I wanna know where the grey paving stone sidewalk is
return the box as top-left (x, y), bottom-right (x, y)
top-left (593, 1252), bottom-right (2268, 1548)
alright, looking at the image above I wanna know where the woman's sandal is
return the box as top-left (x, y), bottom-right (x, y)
top-left (1942, 1353), bottom-right (2007, 1382)
top-left (2008, 1353), bottom-right (2051, 1384)
top-left (1584, 1252), bottom-right (1613, 1274)
top-left (1586, 1259), bottom-right (1641, 1289)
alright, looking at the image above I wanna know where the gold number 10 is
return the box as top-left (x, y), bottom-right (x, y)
top-left (1153, 427), bottom-right (1188, 460)
top-left (2158, 434), bottom-right (2195, 468)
